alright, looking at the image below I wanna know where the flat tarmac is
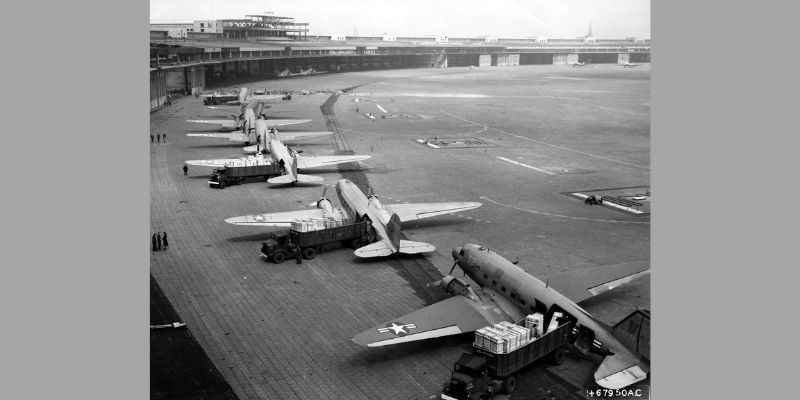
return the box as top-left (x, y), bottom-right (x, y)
top-left (150, 64), bottom-right (650, 400)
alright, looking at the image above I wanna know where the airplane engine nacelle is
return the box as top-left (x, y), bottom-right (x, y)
top-left (443, 276), bottom-right (477, 300)
top-left (368, 195), bottom-right (382, 210)
top-left (316, 199), bottom-right (334, 214)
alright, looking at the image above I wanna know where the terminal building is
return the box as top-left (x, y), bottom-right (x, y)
top-left (150, 14), bottom-right (650, 110)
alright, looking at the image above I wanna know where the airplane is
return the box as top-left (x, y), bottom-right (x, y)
top-left (186, 111), bottom-right (312, 144)
top-left (202, 88), bottom-right (282, 106)
top-left (242, 126), bottom-right (333, 154)
top-left (185, 140), bottom-right (370, 185)
top-left (263, 139), bottom-right (371, 185)
top-left (620, 62), bottom-right (642, 68)
top-left (224, 179), bottom-right (482, 257)
top-left (277, 67), bottom-right (325, 78)
top-left (571, 61), bottom-right (586, 67)
top-left (351, 244), bottom-right (650, 389)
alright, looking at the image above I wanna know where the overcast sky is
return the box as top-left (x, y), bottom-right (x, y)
top-left (150, 0), bottom-right (650, 39)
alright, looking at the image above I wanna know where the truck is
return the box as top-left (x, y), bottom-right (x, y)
top-left (260, 220), bottom-right (376, 263)
top-left (209, 164), bottom-right (280, 188)
top-left (441, 320), bottom-right (575, 400)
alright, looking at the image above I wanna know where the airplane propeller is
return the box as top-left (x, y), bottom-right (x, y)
top-left (425, 260), bottom-right (461, 288)
top-left (309, 187), bottom-right (328, 207)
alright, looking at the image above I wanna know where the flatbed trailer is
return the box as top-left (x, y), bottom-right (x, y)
top-left (260, 221), bottom-right (376, 263)
top-left (441, 321), bottom-right (575, 400)
top-left (209, 164), bottom-right (280, 188)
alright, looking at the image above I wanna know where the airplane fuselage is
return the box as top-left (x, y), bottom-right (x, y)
top-left (335, 179), bottom-right (396, 251)
top-left (455, 244), bottom-right (648, 371)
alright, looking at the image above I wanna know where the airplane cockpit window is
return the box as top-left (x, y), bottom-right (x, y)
top-left (477, 246), bottom-right (488, 252)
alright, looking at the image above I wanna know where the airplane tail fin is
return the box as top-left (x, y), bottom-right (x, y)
top-left (387, 214), bottom-right (401, 250)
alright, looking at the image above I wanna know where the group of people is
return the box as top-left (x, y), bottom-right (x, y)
top-left (151, 131), bottom-right (167, 143)
top-left (152, 232), bottom-right (169, 251)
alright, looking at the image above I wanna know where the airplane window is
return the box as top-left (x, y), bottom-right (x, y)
top-left (492, 280), bottom-right (497, 285)
top-left (501, 286), bottom-right (506, 292)
top-left (510, 293), bottom-right (515, 299)
top-left (521, 299), bottom-right (526, 305)
top-left (478, 246), bottom-right (488, 252)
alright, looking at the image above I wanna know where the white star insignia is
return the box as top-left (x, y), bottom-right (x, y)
top-left (254, 215), bottom-right (265, 222)
top-left (388, 322), bottom-right (406, 335)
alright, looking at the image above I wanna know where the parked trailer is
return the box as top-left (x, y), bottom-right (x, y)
top-left (209, 164), bottom-right (279, 188)
top-left (441, 321), bottom-right (575, 400)
top-left (260, 221), bottom-right (376, 263)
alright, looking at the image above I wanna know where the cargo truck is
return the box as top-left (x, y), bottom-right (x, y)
top-left (260, 220), bottom-right (376, 263)
top-left (209, 164), bottom-right (280, 188)
top-left (441, 320), bottom-right (575, 400)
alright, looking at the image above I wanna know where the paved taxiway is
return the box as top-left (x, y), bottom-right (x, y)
top-left (150, 64), bottom-right (650, 400)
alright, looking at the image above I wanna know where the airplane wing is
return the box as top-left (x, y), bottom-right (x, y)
top-left (224, 209), bottom-right (327, 227)
top-left (351, 290), bottom-right (513, 347)
top-left (383, 202), bottom-right (482, 222)
top-left (186, 132), bottom-right (249, 141)
top-left (543, 261), bottom-right (650, 305)
top-left (187, 119), bottom-right (237, 128)
top-left (594, 354), bottom-right (649, 389)
top-left (184, 158), bottom-right (267, 168)
top-left (274, 131), bottom-right (333, 142)
top-left (296, 155), bottom-right (371, 169)
top-left (265, 119), bottom-right (312, 127)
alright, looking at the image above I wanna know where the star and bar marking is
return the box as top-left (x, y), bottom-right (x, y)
top-left (377, 322), bottom-right (417, 336)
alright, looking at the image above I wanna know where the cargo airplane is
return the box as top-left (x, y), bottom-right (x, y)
top-left (185, 139), bottom-right (370, 185)
top-left (620, 62), bottom-right (642, 68)
top-left (243, 124), bottom-right (333, 154)
top-left (202, 87), bottom-right (281, 106)
top-left (351, 244), bottom-right (650, 390)
top-left (225, 179), bottom-right (482, 257)
top-left (187, 110), bottom-right (312, 145)
top-left (571, 61), bottom-right (586, 67)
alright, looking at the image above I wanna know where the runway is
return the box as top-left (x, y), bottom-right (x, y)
top-left (150, 64), bottom-right (650, 400)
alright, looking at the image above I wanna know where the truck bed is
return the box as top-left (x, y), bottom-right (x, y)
top-left (473, 321), bottom-right (574, 378)
top-left (223, 164), bottom-right (278, 177)
top-left (290, 221), bottom-right (371, 247)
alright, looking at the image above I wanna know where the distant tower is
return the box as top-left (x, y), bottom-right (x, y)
top-left (587, 19), bottom-right (593, 38)
top-left (353, 25), bottom-right (359, 37)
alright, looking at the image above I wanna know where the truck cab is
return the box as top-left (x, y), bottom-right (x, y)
top-left (442, 354), bottom-right (496, 400)
top-left (261, 232), bottom-right (297, 263)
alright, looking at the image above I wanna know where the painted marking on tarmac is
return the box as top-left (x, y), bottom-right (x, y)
top-left (573, 193), bottom-right (645, 214)
top-left (442, 111), bottom-right (649, 171)
top-left (479, 197), bottom-right (650, 224)
top-left (376, 104), bottom-right (388, 113)
top-left (496, 157), bottom-right (555, 175)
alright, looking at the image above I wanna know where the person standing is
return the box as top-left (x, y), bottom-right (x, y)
top-left (162, 133), bottom-right (166, 142)
top-left (156, 232), bottom-right (162, 251)
top-left (150, 134), bottom-right (154, 143)
top-left (156, 132), bottom-right (160, 143)
top-left (295, 245), bottom-right (303, 265)
top-left (183, 164), bottom-right (188, 176)
top-left (162, 232), bottom-right (169, 250)
top-left (152, 234), bottom-right (158, 251)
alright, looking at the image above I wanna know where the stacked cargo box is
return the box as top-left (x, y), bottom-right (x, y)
top-left (290, 216), bottom-right (350, 232)
top-left (524, 313), bottom-right (544, 338)
top-left (474, 322), bottom-right (532, 354)
top-left (474, 312), bottom-right (570, 355)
